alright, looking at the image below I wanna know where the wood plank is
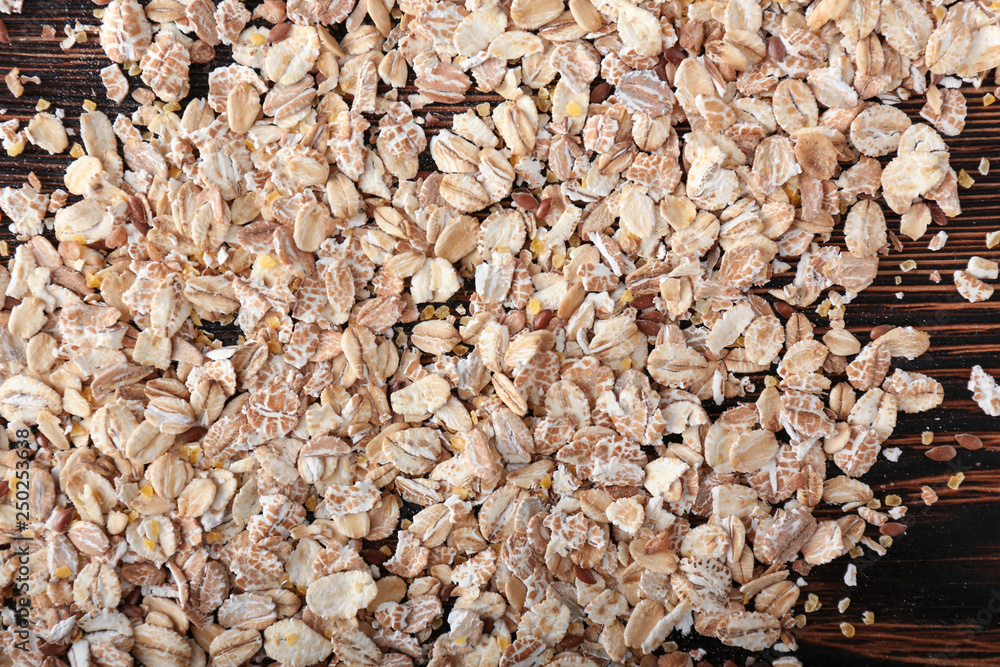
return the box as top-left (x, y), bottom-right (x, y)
top-left (2, 2), bottom-right (1000, 665)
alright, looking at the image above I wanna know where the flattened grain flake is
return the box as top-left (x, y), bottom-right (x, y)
top-left (0, 0), bottom-right (989, 661)
top-left (969, 365), bottom-right (1000, 416)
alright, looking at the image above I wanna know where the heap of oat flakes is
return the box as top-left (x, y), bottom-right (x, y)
top-left (0, 0), bottom-right (996, 664)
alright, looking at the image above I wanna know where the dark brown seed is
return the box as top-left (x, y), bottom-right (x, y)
top-left (880, 522), bottom-right (907, 537)
top-left (361, 548), bottom-right (389, 565)
top-left (639, 309), bottom-right (663, 321)
top-left (36, 433), bottom-right (50, 449)
top-left (573, 565), bottom-right (596, 585)
top-left (128, 195), bottom-right (150, 234)
top-left (52, 506), bottom-right (75, 533)
top-left (654, 63), bottom-right (669, 81)
top-left (268, 22), bottom-right (292, 43)
top-left (439, 583), bottom-right (457, 599)
top-left (955, 433), bottom-right (984, 450)
top-left (128, 194), bottom-right (146, 221)
top-left (0, 20), bottom-right (9, 44)
top-left (928, 201), bottom-right (947, 226)
top-left (767, 35), bottom-right (785, 61)
top-left (637, 319), bottom-right (662, 337)
top-left (482, 618), bottom-right (495, 635)
top-left (925, 445), bottom-right (956, 462)
top-left (181, 426), bottom-right (207, 443)
top-left (658, 654), bottom-right (691, 667)
top-left (630, 293), bottom-right (655, 310)
top-left (123, 604), bottom-right (144, 620)
top-left (535, 198), bottom-right (551, 220)
top-left (39, 642), bottom-right (67, 656)
top-left (773, 301), bottom-right (796, 318)
top-left (870, 324), bottom-right (894, 339)
top-left (0, 480), bottom-right (7, 498)
top-left (663, 46), bottom-right (686, 67)
top-left (533, 309), bottom-right (553, 331)
top-left (558, 635), bottom-right (584, 651)
top-left (511, 189), bottom-right (538, 211)
top-left (590, 81), bottom-right (612, 103)
top-left (126, 587), bottom-right (142, 605)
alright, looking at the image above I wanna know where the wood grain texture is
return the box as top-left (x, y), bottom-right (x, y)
top-left (2, 2), bottom-right (1000, 666)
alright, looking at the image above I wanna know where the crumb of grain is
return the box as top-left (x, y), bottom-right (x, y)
top-left (841, 623), bottom-right (856, 638)
top-left (838, 598), bottom-right (851, 613)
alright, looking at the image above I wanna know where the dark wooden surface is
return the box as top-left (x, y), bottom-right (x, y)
top-left (3, 2), bottom-right (1000, 666)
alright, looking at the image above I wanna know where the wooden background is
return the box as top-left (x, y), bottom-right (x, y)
top-left (2, 2), bottom-right (1000, 666)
